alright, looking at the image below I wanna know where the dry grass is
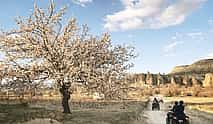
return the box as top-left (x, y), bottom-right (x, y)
top-left (163, 96), bottom-right (213, 114)
top-left (188, 105), bottom-right (213, 114)
top-left (0, 100), bottom-right (148, 124)
top-left (163, 97), bottom-right (213, 104)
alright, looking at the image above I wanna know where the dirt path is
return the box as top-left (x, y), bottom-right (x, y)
top-left (186, 109), bottom-right (213, 124)
top-left (143, 101), bottom-right (168, 124)
top-left (143, 98), bottom-right (213, 124)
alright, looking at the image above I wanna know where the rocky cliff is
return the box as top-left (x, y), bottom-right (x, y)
top-left (130, 59), bottom-right (213, 88)
top-left (203, 73), bottom-right (213, 88)
top-left (170, 59), bottom-right (213, 75)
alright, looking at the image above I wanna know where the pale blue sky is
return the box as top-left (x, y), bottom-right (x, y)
top-left (0, 0), bottom-right (212, 73)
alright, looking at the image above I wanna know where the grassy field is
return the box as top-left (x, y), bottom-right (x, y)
top-left (0, 100), bottom-right (147, 124)
top-left (188, 105), bottom-right (213, 114)
top-left (163, 96), bottom-right (213, 114)
top-left (163, 97), bottom-right (213, 104)
top-left (1, 96), bottom-right (212, 124)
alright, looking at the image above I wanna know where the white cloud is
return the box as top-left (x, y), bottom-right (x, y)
top-left (187, 32), bottom-right (203, 38)
top-left (171, 36), bottom-right (177, 40)
top-left (127, 34), bottom-right (134, 38)
top-left (163, 32), bottom-right (185, 57)
top-left (187, 32), bottom-right (202, 36)
top-left (171, 31), bottom-right (206, 42)
top-left (104, 0), bottom-right (206, 31)
top-left (205, 53), bottom-right (213, 59)
top-left (186, 31), bottom-right (207, 41)
top-left (198, 52), bottom-right (213, 60)
top-left (71, 0), bottom-right (93, 7)
top-left (163, 41), bottom-right (184, 53)
top-left (208, 19), bottom-right (213, 25)
top-left (164, 52), bottom-right (176, 57)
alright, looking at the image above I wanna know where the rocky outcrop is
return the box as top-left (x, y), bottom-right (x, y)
top-left (171, 76), bottom-right (183, 85)
top-left (182, 76), bottom-right (191, 86)
top-left (130, 73), bottom-right (168, 86)
top-left (128, 59), bottom-right (213, 90)
top-left (146, 72), bottom-right (154, 85)
top-left (130, 66), bottom-right (209, 88)
top-left (157, 73), bottom-right (164, 85)
top-left (191, 76), bottom-right (202, 86)
top-left (170, 76), bottom-right (176, 85)
top-left (129, 73), bottom-right (146, 88)
top-left (171, 65), bottom-right (189, 74)
top-left (170, 59), bottom-right (213, 75)
top-left (203, 73), bottom-right (213, 87)
top-left (132, 73), bottom-right (146, 84)
top-left (130, 73), bottom-right (207, 87)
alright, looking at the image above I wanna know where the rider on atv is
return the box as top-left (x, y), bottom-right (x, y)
top-left (175, 101), bottom-right (187, 120)
top-left (152, 97), bottom-right (160, 110)
top-left (167, 100), bottom-right (189, 124)
top-left (172, 101), bottom-right (178, 113)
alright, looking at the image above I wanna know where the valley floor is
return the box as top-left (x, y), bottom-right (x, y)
top-left (0, 97), bottom-right (213, 124)
top-left (143, 97), bottom-right (213, 124)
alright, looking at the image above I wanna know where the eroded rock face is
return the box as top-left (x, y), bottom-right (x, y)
top-left (146, 72), bottom-right (154, 85)
top-left (182, 76), bottom-right (192, 86)
top-left (157, 73), bottom-right (163, 85)
top-left (170, 59), bottom-right (213, 75)
top-left (171, 65), bottom-right (189, 74)
top-left (129, 72), bottom-right (204, 88)
top-left (133, 74), bottom-right (145, 83)
top-left (171, 76), bottom-right (176, 85)
top-left (203, 73), bottom-right (213, 87)
top-left (191, 76), bottom-right (202, 87)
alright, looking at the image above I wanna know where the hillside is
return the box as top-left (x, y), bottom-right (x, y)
top-left (170, 59), bottom-right (213, 75)
top-left (128, 58), bottom-right (213, 91)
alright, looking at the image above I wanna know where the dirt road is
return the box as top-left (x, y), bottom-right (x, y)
top-left (143, 99), bottom-right (213, 124)
top-left (143, 101), bottom-right (168, 124)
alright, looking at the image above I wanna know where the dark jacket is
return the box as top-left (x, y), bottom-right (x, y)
top-left (172, 104), bottom-right (178, 113)
top-left (176, 104), bottom-right (185, 119)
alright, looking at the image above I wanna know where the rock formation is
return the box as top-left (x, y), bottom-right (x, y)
top-left (171, 65), bottom-right (189, 74)
top-left (191, 76), bottom-right (202, 87)
top-left (129, 59), bottom-right (213, 88)
top-left (157, 73), bottom-right (163, 85)
top-left (129, 73), bottom-right (146, 88)
top-left (203, 73), bottom-right (213, 87)
top-left (182, 76), bottom-right (192, 86)
top-left (171, 76), bottom-right (176, 85)
top-left (170, 59), bottom-right (213, 75)
top-left (146, 72), bottom-right (154, 85)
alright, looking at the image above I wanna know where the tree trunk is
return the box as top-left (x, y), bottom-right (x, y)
top-left (62, 93), bottom-right (71, 113)
top-left (60, 85), bottom-right (71, 113)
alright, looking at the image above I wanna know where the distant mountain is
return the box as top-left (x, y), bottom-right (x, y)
top-left (170, 59), bottom-right (213, 75)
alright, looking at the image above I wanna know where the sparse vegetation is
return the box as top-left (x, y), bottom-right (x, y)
top-left (0, 100), bottom-right (147, 124)
top-left (189, 105), bottom-right (213, 114)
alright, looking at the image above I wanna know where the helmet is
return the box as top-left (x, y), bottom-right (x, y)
top-left (179, 100), bottom-right (184, 105)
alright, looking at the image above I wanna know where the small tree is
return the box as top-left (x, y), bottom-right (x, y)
top-left (0, 1), bottom-right (135, 113)
top-left (0, 62), bottom-right (46, 102)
